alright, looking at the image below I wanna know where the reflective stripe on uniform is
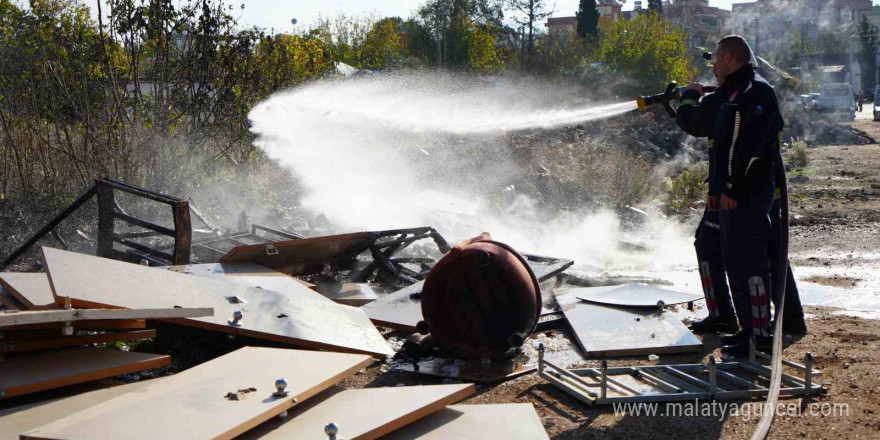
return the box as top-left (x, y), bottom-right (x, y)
top-left (700, 261), bottom-right (718, 317)
top-left (708, 139), bottom-right (714, 149)
top-left (748, 276), bottom-right (771, 337)
top-left (680, 99), bottom-right (698, 107)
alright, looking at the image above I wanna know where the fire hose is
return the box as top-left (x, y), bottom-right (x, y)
top-left (638, 83), bottom-right (789, 440)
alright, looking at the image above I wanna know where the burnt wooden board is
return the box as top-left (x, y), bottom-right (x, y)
top-left (362, 254), bottom-right (572, 332)
top-left (361, 281), bottom-right (423, 332)
top-left (219, 232), bottom-right (374, 276)
top-left (382, 404), bottom-right (550, 440)
top-left (160, 263), bottom-right (330, 303)
top-left (555, 290), bottom-right (702, 358)
top-left (1, 330), bottom-right (156, 354)
top-left (0, 348), bottom-right (170, 399)
top-left (240, 384), bottom-right (474, 440)
top-left (0, 273), bottom-right (56, 310)
top-left (42, 247), bottom-right (392, 358)
top-left (574, 283), bottom-right (703, 308)
top-left (22, 347), bottom-right (372, 440)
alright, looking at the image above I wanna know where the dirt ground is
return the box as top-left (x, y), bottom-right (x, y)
top-left (340, 119), bottom-right (880, 440)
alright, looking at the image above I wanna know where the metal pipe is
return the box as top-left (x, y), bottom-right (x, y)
top-left (114, 211), bottom-right (175, 236)
top-left (98, 178), bottom-right (180, 204)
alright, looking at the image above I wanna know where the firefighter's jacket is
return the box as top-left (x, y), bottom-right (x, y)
top-left (676, 64), bottom-right (784, 200)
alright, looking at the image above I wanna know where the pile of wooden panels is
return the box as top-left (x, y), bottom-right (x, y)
top-left (3, 347), bottom-right (549, 440)
top-left (0, 272), bottom-right (211, 399)
top-left (0, 247), bottom-right (551, 439)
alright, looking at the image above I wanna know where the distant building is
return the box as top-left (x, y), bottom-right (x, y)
top-left (545, 16), bottom-right (577, 36)
top-left (622, 1), bottom-right (650, 20)
top-left (862, 5), bottom-right (880, 28)
top-left (731, 0), bottom-right (873, 89)
top-left (597, 0), bottom-right (623, 27)
top-left (664, 0), bottom-right (732, 50)
top-left (545, 0), bottom-right (624, 36)
top-left (731, 0), bottom-right (872, 56)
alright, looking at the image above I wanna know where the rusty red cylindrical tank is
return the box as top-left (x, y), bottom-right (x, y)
top-left (417, 232), bottom-right (540, 359)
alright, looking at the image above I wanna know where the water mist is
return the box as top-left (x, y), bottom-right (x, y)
top-left (249, 72), bottom-right (693, 275)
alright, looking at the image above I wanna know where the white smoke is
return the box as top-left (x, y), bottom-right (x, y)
top-left (249, 73), bottom-right (694, 272)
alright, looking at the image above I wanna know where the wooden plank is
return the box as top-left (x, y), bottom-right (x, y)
top-left (0, 285), bottom-right (25, 311)
top-left (42, 247), bottom-right (393, 358)
top-left (574, 283), bottom-right (703, 308)
top-left (0, 273), bottom-right (56, 310)
top-left (0, 381), bottom-right (151, 440)
top-left (219, 232), bottom-right (374, 276)
top-left (0, 348), bottom-right (170, 399)
top-left (0, 308), bottom-right (213, 328)
top-left (361, 281), bottom-right (423, 333)
top-left (240, 384), bottom-right (474, 440)
top-left (2, 320), bottom-right (146, 332)
top-left (362, 256), bottom-right (571, 332)
top-left (382, 404), bottom-right (550, 440)
top-left (1, 329), bottom-right (156, 354)
top-left (22, 347), bottom-right (372, 440)
top-left (554, 290), bottom-right (702, 358)
top-left (160, 263), bottom-right (329, 302)
top-left (316, 282), bottom-right (381, 306)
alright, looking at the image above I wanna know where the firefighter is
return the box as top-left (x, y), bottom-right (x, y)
top-left (674, 35), bottom-right (789, 356)
top-left (678, 91), bottom-right (807, 338)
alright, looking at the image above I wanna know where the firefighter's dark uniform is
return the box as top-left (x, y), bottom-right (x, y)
top-left (675, 64), bottom-right (789, 345)
top-left (674, 91), bottom-right (738, 326)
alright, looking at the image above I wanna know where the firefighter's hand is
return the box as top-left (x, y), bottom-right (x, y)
top-left (707, 195), bottom-right (719, 211)
top-left (686, 83), bottom-right (705, 96)
top-left (721, 194), bottom-right (738, 211)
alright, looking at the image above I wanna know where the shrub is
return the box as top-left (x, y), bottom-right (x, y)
top-left (788, 139), bottom-right (809, 169)
top-left (667, 163), bottom-right (708, 213)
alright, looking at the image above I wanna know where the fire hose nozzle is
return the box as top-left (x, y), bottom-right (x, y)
top-left (637, 81), bottom-right (717, 117)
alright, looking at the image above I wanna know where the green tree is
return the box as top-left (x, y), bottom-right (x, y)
top-left (254, 34), bottom-right (334, 90)
top-left (507, 0), bottom-right (554, 63)
top-left (361, 17), bottom-right (409, 70)
top-left (576, 0), bottom-right (598, 38)
top-left (465, 21), bottom-right (503, 71)
top-left (418, 0), bottom-right (505, 69)
top-left (648, 0), bottom-right (663, 14)
top-left (599, 13), bottom-right (695, 96)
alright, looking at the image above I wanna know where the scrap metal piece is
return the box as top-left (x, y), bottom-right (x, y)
top-left (536, 344), bottom-right (827, 405)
